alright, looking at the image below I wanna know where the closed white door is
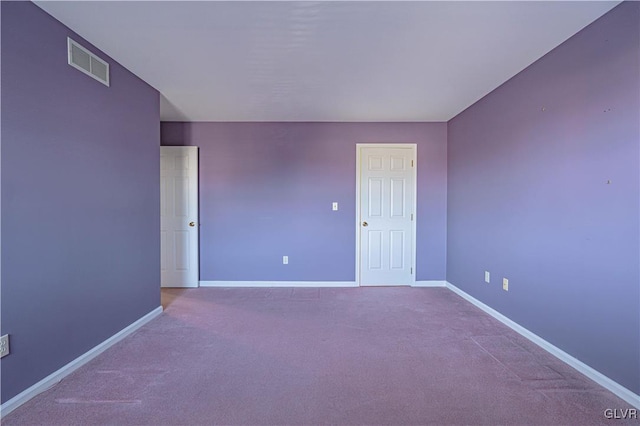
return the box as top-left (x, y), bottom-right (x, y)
top-left (161, 146), bottom-right (199, 288)
top-left (357, 145), bottom-right (416, 286)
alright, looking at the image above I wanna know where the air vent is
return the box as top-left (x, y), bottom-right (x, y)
top-left (67, 37), bottom-right (109, 86)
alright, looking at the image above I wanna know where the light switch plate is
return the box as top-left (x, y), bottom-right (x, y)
top-left (332, 202), bottom-right (338, 211)
top-left (503, 278), bottom-right (509, 291)
top-left (484, 271), bottom-right (490, 283)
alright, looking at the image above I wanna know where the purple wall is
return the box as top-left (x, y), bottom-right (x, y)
top-left (1, 2), bottom-right (160, 403)
top-left (161, 122), bottom-right (447, 282)
top-left (447, 2), bottom-right (639, 394)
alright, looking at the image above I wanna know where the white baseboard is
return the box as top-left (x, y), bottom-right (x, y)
top-left (199, 281), bottom-right (357, 288)
top-left (412, 280), bottom-right (447, 287)
top-left (445, 281), bottom-right (640, 409)
top-left (0, 306), bottom-right (163, 418)
top-left (201, 281), bottom-right (448, 288)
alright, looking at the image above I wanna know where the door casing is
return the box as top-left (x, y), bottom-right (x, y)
top-left (160, 146), bottom-right (199, 288)
top-left (355, 143), bottom-right (417, 286)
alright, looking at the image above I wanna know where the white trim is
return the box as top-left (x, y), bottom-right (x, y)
top-left (0, 306), bottom-right (163, 418)
top-left (355, 145), bottom-right (362, 285)
top-left (355, 143), bottom-right (417, 287)
top-left (412, 280), bottom-right (447, 287)
top-left (445, 281), bottom-right (640, 410)
top-left (199, 281), bottom-right (357, 288)
top-left (160, 146), bottom-right (199, 288)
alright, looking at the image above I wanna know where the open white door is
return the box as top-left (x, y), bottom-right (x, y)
top-left (161, 146), bottom-right (199, 288)
top-left (357, 144), bottom-right (416, 286)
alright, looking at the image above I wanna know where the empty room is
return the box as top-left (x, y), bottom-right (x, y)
top-left (1, 1), bottom-right (639, 424)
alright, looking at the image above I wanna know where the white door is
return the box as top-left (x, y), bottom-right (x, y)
top-left (357, 145), bottom-right (416, 286)
top-left (161, 146), bottom-right (199, 288)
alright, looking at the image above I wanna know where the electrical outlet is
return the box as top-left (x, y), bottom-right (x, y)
top-left (283, 256), bottom-right (288, 265)
top-left (0, 334), bottom-right (9, 358)
top-left (484, 271), bottom-right (490, 283)
top-left (503, 278), bottom-right (509, 291)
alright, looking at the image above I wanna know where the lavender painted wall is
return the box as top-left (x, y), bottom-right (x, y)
top-left (1, 2), bottom-right (160, 403)
top-left (161, 122), bottom-right (447, 282)
top-left (447, 2), bottom-right (640, 394)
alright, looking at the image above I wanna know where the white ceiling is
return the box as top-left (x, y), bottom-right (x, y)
top-left (35, 1), bottom-right (620, 122)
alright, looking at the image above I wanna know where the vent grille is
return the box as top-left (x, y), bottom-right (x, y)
top-left (67, 38), bottom-right (109, 86)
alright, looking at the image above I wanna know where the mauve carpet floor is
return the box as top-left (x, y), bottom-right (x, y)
top-left (3, 287), bottom-right (636, 425)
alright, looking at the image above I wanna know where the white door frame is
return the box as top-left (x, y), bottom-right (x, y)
top-left (355, 143), bottom-right (417, 286)
top-left (160, 146), bottom-right (199, 288)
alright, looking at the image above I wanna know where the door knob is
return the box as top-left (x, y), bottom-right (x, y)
top-left (189, 221), bottom-right (195, 227)
top-left (362, 221), bottom-right (368, 227)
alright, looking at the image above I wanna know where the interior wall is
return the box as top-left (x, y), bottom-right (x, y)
top-left (1, 2), bottom-right (161, 403)
top-left (447, 2), bottom-right (639, 394)
top-left (161, 122), bottom-right (447, 282)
